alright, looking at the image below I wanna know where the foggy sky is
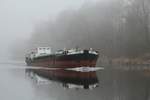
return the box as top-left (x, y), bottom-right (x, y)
top-left (0, 0), bottom-right (100, 60)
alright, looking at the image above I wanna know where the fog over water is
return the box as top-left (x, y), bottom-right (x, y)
top-left (0, 63), bottom-right (150, 100)
top-left (0, 0), bottom-right (150, 100)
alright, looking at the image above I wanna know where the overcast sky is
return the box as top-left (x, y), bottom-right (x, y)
top-left (0, 0), bottom-right (104, 60)
top-left (0, 0), bottom-right (91, 60)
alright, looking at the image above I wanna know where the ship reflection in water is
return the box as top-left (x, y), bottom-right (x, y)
top-left (25, 67), bottom-right (100, 90)
top-left (1, 63), bottom-right (150, 100)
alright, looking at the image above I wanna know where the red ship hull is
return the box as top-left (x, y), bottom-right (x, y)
top-left (25, 51), bottom-right (99, 68)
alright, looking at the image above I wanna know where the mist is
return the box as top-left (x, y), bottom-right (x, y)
top-left (0, 0), bottom-right (91, 60)
top-left (0, 1), bottom-right (150, 100)
top-left (10, 0), bottom-right (150, 61)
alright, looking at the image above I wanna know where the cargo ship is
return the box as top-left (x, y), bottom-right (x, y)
top-left (25, 47), bottom-right (99, 68)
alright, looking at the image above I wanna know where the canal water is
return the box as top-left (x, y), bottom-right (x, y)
top-left (0, 62), bottom-right (150, 100)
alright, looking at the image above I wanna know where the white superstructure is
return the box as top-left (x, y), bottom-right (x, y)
top-left (55, 48), bottom-right (98, 55)
top-left (35, 47), bottom-right (52, 57)
top-left (26, 47), bottom-right (52, 59)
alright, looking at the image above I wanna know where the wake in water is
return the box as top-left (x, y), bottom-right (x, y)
top-left (0, 62), bottom-right (104, 72)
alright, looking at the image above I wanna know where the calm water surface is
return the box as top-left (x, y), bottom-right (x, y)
top-left (0, 62), bottom-right (149, 100)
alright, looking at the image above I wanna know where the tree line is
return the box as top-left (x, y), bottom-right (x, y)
top-left (12, 0), bottom-right (150, 59)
